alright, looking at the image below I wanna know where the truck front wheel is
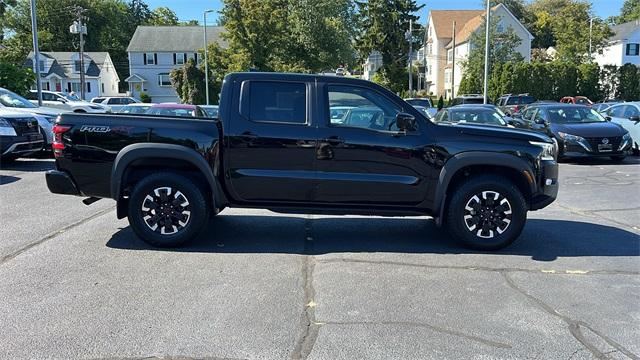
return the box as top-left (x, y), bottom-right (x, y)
top-left (445, 175), bottom-right (527, 250)
top-left (127, 172), bottom-right (208, 247)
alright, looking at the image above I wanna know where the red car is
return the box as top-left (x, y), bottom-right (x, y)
top-left (560, 96), bottom-right (593, 106)
top-left (145, 103), bottom-right (207, 118)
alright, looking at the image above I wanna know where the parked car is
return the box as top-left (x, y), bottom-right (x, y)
top-left (404, 98), bottom-right (433, 108)
top-left (434, 106), bottom-right (510, 127)
top-left (496, 94), bottom-right (536, 116)
top-left (117, 103), bottom-right (154, 115)
top-left (451, 104), bottom-right (515, 126)
top-left (412, 105), bottom-right (436, 119)
top-left (0, 108), bottom-right (44, 161)
top-left (517, 104), bottom-right (631, 161)
top-left (0, 87), bottom-right (62, 147)
top-left (559, 96), bottom-right (593, 106)
top-left (145, 103), bottom-right (207, 118)
top-left (46, 72), bottom-right (558, 250)
top-left (450, 94), bottom-right (487, 106)
top-left (601, 102), bottom-right (640, 154)
top-left (593, 101), bottom-right (623, 113)
top-left (26, 90), bottom-right (108, 113)
top-left (92, 96), bottom-right (140, 112)
top-left (329, 106), bottom-right (354, 123)
top-left (200, 105), bottom-right (219, 119)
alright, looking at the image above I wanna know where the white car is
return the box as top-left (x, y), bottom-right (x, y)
top-left (91, 96), bottom-right (140, 112)
top-left (602, 102), bottom-right (640, 154)
top-left (117, 103), bottom-right (154, 114)
top-left (0, 87), bottom-right (63, 146)
top-left (27, 90), bottom-right (108, 113)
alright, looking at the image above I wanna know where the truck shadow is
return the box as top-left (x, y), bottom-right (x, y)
top-left (0, 159), bottom-right (54, 172)
top-left (106, 216), bottom-right (639, 261)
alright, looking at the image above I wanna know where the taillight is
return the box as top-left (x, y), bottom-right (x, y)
top-left (52, 124), bottom-right (71, 157)
top-left (514, 104), bottom-right (519, 113)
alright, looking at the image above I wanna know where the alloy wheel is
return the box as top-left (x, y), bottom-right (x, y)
top-left (141, 186), bottom-right (191, 235)
top-left (463, 191), bottom-right (512, 239)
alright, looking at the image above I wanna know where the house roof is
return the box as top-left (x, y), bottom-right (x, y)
top-left (429, 10), bottom-right (484, 40)
top-left (25, 51), bottom-right (110, 78)
top-left (609, 20), bottom-right (640, 42)
top-left (127, 26), bottom-right (227, 52)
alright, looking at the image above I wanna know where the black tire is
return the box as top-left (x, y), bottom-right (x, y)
top-left (446, 175), bottom-right (527, 250)
top-left (127, 172), bottom-right (208, 247)
top-left (610, 155), bottom-right (626, 162)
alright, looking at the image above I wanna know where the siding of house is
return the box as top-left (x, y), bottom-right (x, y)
top-left (128, 51), bottom-right (196, 103)
top-left (595, 28), bottom-right (640, 67)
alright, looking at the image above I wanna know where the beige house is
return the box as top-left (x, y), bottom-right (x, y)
top-left (420, 4), bottom-right (533, 99)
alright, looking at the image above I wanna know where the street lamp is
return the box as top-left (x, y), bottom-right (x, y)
top-left (589, 17), bottom-right (599, 60)
top-left (203, 9), bottom-right (215, 105)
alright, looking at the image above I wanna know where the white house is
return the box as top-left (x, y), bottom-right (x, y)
top-left (25, 52), bottom-right (120, 100)
top-left (420, 4), bottom-right (533, 99)
top-left (594, 20), bottom-right (640, 67)
top-left (125, 26), bottom-right (226, 103)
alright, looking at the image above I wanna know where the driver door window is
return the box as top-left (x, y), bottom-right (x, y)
top-left (607, 105), bottom-right (626, 118)
top-left (623, 106), bottom-right (639, 118)
top-left (327, 85), bottom-right (403, 132)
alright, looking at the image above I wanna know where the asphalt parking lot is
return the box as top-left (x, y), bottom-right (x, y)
top-left (0, 157), bottom-right (639, 360)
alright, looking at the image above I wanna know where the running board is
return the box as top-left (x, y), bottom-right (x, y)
top-left (82, 197), bottom-right (101, 205)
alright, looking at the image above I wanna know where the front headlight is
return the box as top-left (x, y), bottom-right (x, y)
top-left (558, 132), bottom-right (585, 143)
top-left (623, 132), bottom-right (631, 141)
top-left (530, 141), bottom-right (556, 161)
top-left (0, 118), bottom-right (17, 136)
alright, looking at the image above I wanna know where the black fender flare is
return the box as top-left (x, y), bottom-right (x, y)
top-left (433, 151), bottom-right (536, 226)
top-left (111, 143), bottom-right (220, 211)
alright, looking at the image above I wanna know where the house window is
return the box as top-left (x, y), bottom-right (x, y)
top-left (626, 43), bottom-right (639, 56)
top-left (74, 60), bottom-right (82, 72)
top-left (447, 49), bottom-right (453, 63)
top-left (174, 53), bottom-right (186, 65)
top-left (158, 73), bottom-right (172, 87)
top-left (445, 70), bottom-right (451, 84)
top-left (427, 43), bottom-right (432, 55)
top-left (145, 53), bottom-right (156, 65)
top-left (70, 82), bottom-right (81, 93)
top-left (101, 83), bottom-right (105, 93)
top-left (86, 82), bottom-right (91, 93)
top-left (38, 60), bottom-right (45, 72)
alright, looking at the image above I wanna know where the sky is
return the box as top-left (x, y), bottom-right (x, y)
top-left (146, 0), bottom-right (627, 25)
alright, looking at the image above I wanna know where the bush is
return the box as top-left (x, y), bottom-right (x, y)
top-left (139, 92), bottom-right (151, 103)
top-left (0, 60), bottom-right (35, 95)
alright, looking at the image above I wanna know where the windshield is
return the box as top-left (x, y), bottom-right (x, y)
top-left (444, 109), bottom-right (507, 126)
top-left (547, 107), bottom-right (606, 123)
top-left (0, 89), bottom-right (38, 108)
top-left (63, 93), bottom-right (81, 101)
top-left (119, 105), bottom-right (151, 114)
top-left (406, 99), bottom-right (432, 108)
top-left (146, 107), bottom-right (196, 117)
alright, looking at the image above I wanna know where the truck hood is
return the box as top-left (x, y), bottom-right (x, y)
top-left (550, 122), bottom-right (626, 138)
top-left (444, 123), bottom-right (552, 143)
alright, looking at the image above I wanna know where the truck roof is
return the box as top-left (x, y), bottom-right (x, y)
top-left (224, 72), bottom-right (378, 86)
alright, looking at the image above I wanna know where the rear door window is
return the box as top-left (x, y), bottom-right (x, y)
top-left (248, 81), bottom-right (307, 124)
top-left (623, 106), bottom-right (639, 118)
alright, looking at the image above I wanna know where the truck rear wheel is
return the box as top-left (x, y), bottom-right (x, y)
top-left (445, 175), bottom-right (527, 250)
top-left (127, 172), bottom-right (208, 247)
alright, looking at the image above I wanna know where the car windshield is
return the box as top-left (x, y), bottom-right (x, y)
top-left (119, 105), bottom-right (151, 114)
top-left (63, 93), bottom-right (81, 101)
top-left (405, 99), bottom-right (431, 107)
top-left (91, 98), bottom-right (105, 103)
top-left (547, 107), bottom-right (606, 123)
top-left (0, 89), bottom-right (38, 108)
top-left (444, 109), bottom-right (507, 126)
top-left (146, 107), bottom-right (196, 117)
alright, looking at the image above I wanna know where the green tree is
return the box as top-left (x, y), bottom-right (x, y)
top-left (148, 6), bottom-right (179, 26)
top-left (608, 0), bottom-right (640, 25)
top-left (0, 58), bottom-right (35, 94)
top-left (170, 59), bottom-right (206, 104)
top-left (551, 2), bottom-right (611, 63)
top-left (354, 0), bottom-right (424, 93)
top-left (617, 64), bottom-right (640, 101)
top-left (458, 14), bottom-right (523, 96)
top-left (0, 0), bottom-right (17, 41)
top-left (577, 62), bottom-right (601, 101)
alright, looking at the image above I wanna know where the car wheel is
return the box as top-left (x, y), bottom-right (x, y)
top-left (446, 175), bottom-right (527, 250)
top-left (610, 155), bottom-right (626, 162)
top-left (73, 109), bottom-right (86, 113)
top-left (127, 172), bottom-right (208, 247)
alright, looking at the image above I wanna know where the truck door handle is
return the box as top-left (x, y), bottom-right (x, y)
top-left (322, 136), bottom-right (344, 145)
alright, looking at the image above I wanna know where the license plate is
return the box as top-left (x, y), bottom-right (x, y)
top-left (597, 144), bottom-right (612, 152)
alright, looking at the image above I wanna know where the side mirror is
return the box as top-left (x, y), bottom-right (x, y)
top-left (605, 116), bottom-right (612, 121)
top-left (629, 115), bottom-right (640, 123)
top-left (534, 118), bottom-right (548, 126)
top-left (396, 112), bottom-right (417, 132)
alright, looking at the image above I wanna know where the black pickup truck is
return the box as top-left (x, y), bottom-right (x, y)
top-left (46, 73), bottom-right (558, 250)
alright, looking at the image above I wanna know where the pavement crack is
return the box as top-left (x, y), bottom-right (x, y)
top-left (0, 206), bottom-right (115, 266)
top-left (554, 204), bottom-right (638, 232)
top-left (317, 258), bottom-right (640, 276)
top-left (502, 271), bottom-right (639, 360)
top-left (291, 215), bottom-right (320, 360)
top-left (322, 321), bottom-right (511, 349)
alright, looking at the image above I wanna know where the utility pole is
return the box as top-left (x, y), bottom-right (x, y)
top-left (406, 19), bottom-right (413, 95)
top-left (69, 6), bottom-right (87, 100)
top-left (29, 0), bottom-right (42, 106)
top-left (589, 17), bottom-right (594, 59)
top-left (204, 9), bottom-right (214, 105)
top-left (451, 21), bottom-right (456, 99)
top-left (482, 0), bottom-right (491, 104)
